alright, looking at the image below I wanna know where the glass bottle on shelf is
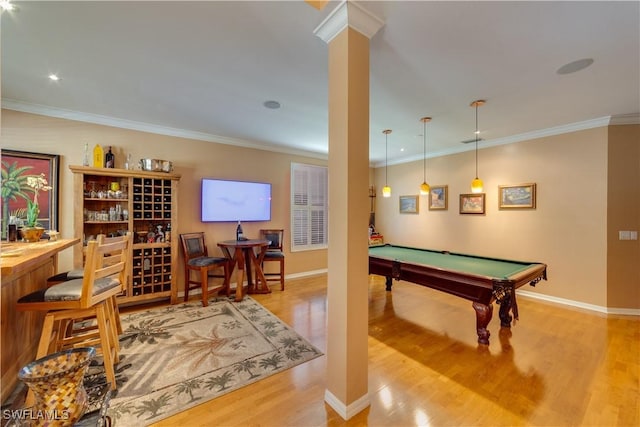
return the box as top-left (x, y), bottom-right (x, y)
top-left (82, 143), bottom-right (90, 166)
top-left (105, 146), bottom-right (115, 168)
top-left (93, 144), bottom-right (104, 168)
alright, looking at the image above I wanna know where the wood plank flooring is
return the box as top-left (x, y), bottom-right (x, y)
top-left (149, 274), bottom-right (639, 427)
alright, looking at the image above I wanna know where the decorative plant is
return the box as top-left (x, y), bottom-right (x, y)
top-left (1, 160), bottom-right (33, 237)
top-left (24, 173), bottom-right (52, 228)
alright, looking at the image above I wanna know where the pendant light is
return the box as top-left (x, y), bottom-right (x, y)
top-left (470, 100), bottom-right (485, 193)
top-left (419, 117), bottom-right (432, 195)
top-left (382, 129), bottom-right (392, 198)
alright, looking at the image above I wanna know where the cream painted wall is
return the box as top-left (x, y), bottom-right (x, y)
top-left (3, 110), bottom-right (635, 310)
top-left (1, 109), bottom-right (328, 292)
top-left (374, 127), bottom-right (611, 307)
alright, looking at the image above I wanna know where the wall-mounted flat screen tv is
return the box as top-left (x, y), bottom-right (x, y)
top-left (201, 178), bottom-right (272, 222)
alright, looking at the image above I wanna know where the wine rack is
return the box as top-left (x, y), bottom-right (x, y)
top-left (131, 246), bottom-right (172, 297)
top-left (70, 165), bottom-right (180, 305)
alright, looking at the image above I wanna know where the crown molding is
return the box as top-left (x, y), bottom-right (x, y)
top-left (313, 0), bottom-right (384, 44)
top-left (609, 113), bottom-right (640, 125)
top-left (1, 99), bottom-right (328, 161)
top-left (372, 116), bottom-right (613, 168)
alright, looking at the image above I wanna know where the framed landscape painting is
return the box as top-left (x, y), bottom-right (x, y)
top-left (499, 183), bottom-right (537, 209)
top-left (428, 185), bottom-right (448, 210)
top-left (1, 149), bottom-right (60, 238)
top-left (399, 195), bottom-right (419, 214)
top-left (459, 193), bottom-right (485, 215)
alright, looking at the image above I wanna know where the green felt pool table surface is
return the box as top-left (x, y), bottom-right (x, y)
top-left (368, 244), bottom-right (538, 279)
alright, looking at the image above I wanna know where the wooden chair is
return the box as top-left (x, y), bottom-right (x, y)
top-left (17, 233), bottom-right (131, 391)
top-left (179, 232), bottom-right (230, 307)
top-left (258, 229), bottom-right (285, 291)
top-left (45, 234), bottom-right (131, 336)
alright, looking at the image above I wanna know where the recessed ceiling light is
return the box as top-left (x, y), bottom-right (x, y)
top-left (263, 100), bottom-right (281, 109)
top-left (0, 1), bottom-right (14, 11)
top-left (557, 58), bottom-right (594, 75)
top-left (48, 74), bottom-right (60, 81)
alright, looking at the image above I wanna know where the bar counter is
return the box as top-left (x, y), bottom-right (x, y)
top-left (1, 238), bottom-right (80, 403)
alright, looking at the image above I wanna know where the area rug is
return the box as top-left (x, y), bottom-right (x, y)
top-left (83, 296), bottom-right (322, 426)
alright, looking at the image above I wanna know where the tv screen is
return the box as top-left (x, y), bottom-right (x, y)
top-left (201, 178), bottom-right (272, 222)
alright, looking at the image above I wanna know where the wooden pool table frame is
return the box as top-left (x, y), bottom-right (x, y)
top-left (369, 245), bottom-right (547, 345)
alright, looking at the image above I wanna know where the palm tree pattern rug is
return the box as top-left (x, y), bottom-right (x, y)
top-left (85, 296), bottom-right (322, 426)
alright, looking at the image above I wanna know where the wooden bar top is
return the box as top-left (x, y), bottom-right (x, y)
top-left (1, 237), bottom-right (80, 404)
top-left (1, 238), bottom-right (79, 282)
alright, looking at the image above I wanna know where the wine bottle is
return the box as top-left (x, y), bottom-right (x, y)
top-left (105, 146), bottom-right (115, 168)
top-left (236, 221), bottom-right (244, 241)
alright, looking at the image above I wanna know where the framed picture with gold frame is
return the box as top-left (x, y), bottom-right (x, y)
top-left (399, 195), bottom-right (419, 214)
top-left (499, 183), bottom-right (536, 209)
top-left (428, 185), bottom-right (448, 210)
top-left (0, 149), bottom-right (60, 238)
top-left (459, 193), bottom-right (485, 215)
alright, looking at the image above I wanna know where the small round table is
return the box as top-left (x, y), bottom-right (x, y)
top-left (217, 239), bottom-right (271, 302)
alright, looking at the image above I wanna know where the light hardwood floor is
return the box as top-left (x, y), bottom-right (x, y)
top-left (151, 274), bottom-right (639, 427)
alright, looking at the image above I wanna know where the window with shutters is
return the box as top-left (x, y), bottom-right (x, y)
top-left (290, 162), bottom-right (328, 252)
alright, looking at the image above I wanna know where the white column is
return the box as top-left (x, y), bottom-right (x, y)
top-left (314, 1), bottom-right (384, 420)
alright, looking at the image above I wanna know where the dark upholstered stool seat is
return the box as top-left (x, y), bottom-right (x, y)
top-left (19, 277), bottom-right (120, 303)
top-left (47, 268), bottom-right (85, 286)
top-left (187, 256), bottom-right (228, 268)
top-left (263, 251), bottom-right (284, 259)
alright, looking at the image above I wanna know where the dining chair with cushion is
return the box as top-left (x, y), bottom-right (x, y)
top-left (258, 229), bottom-right (285, 291)
top-left (179, 232), bottom-right (230, 307)
top-left (17, 232), bottom-right (131, 391)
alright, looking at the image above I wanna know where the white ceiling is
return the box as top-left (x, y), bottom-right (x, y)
top-left (2, 1), bottom-right (639, 165)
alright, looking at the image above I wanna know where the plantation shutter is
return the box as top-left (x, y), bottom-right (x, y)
top-left (291, 163), bottom-right (328, 251)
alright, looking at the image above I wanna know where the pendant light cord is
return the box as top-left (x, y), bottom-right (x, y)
top-left (475, 103), bottom-right (479, 179)
top-left (423, 120), bottom-right (427, 182)
top-left (385, 132), bottom-right (389, 186)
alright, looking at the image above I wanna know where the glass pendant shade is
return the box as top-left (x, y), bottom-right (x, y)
top-left (471, 177), bottom-right (483, 193)
top-left (382, 185), bottom-right (391, 197)
top-left (420, 182), bottom-right (430, 195)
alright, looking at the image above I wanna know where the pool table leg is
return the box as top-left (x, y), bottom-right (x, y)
top-left (385, 276), bottom-right (393, 291)
top-left (472, 302), bottom-right (492, 345)
top-left (498, 292), bottom-right (513, 328)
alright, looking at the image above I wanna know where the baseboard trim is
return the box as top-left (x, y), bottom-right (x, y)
top-left (286, 269), bottom-right (328, 280)
top-left (324, 389), bottom-right (370, 420)
top-left (518, 290), bottom-right (640, 316)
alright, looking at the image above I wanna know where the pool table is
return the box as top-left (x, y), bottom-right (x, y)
top-left (369, 244), bottom-right (547, 345)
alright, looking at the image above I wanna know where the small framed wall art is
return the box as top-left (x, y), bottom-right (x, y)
top-left (498, 183), bottom-right (537, 209)
top-left (459, 193), bottom-right (485, 215)
top-left (399, 195), bottom-right (419, 214)
top-left (428, 185), bottom-right (448, 210)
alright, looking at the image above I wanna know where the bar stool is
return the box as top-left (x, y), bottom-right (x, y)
top-left (17, 233), bottom-right (131, 391)
top-left (45, 234), bottom-right (130, 336)
top-left (179, 232), bottom-right (230, 307)
top-left (258, 229), bottom-right (285, 290)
